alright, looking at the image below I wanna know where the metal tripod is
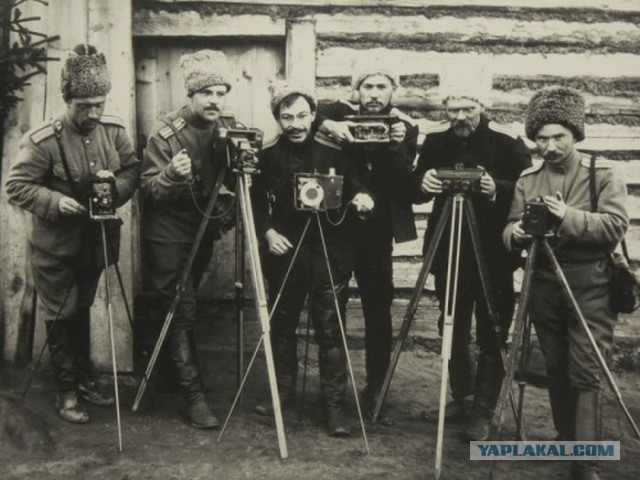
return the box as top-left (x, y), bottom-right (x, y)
top-left (218, 210), bottom-right (371, 455)
top-left (369, 192), bottom-right (521, 479)
top-left (492, 235), bottom-right (640, 459)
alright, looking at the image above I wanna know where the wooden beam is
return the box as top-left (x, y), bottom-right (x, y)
top-left (286, 19), bottom-right (317, 89)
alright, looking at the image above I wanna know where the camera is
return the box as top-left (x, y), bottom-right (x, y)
top-left (294, 169), bottom-right (344, 211)
top-left (344, 115), bottom-right (396, 143)
top-left (436, 167), bottom-right (484, 194)
top-left (523, 197), bottom-right (555, 237)
top-left (89, 175), bottom-right (118, 220)
top-left (219, 127), bottom-right (263, 172)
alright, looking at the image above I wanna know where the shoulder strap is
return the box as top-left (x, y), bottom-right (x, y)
top-left (161, 119), bottom-right (187, 151)
top-left (51, 120), bottom-right (79, 197)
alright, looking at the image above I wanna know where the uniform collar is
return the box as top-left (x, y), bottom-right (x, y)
top-left (61, 111), bottom-right (94, 136)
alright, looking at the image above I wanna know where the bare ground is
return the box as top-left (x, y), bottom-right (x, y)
top-left (1, 298), bottom-right (639, 480)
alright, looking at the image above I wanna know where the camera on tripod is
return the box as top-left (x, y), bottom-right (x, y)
top-left (219, 127), bottom-right (263, 172)
top-left (436, 167), bottom-right (484, 194)
top-left (523, 197), bottom-right (555, 237)
top-left (344, 115), bottom-right (396, 143)
top-left (89, 174), bottom-right (118, 220)
top-left (294, 169), bottom-right (344, 211)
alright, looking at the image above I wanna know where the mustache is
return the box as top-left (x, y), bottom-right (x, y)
top-left (204, 106), bottom-right (220, 112)
top-left (286, 127), bottom-right (307, 134)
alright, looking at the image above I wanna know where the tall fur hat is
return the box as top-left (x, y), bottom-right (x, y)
top-left (180, 50), bottom-right (232, 95)
top-left (525, 86), bottom-right (585, 141)
top-left (350, 56), bottom-right (400, 91)
top-left (60, 44), bottom-right (111, 101)
top-left (269, 80), bottom-right (317, 118)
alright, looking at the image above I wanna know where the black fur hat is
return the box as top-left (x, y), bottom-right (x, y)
top-left (525, 86), bottom-right (585, 141)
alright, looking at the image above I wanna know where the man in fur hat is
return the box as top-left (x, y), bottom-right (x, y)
top-left (316, 58), bottom-right (418, 419)
top-left (503, 87), bottom-right (628, 480)
top-left (140, 49), bottom-right (242, 429)
top-left (251, 83), bottom-right (374, 436)
top-left (414, 67), bottom-right (531, 440)
top-left (5, 44), bottom-right (140, 424)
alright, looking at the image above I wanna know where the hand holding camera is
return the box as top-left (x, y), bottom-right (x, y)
top-left (421, 169), bottom-right (443, 194)
top-left (542, 191), bottom-right (567, 220)
top-left (168, 149), bottom-right (192, 181)
top-left (58, 196), bottom-right (87, 217)
top-left (322, 119), bottom-right (356, 144)
top-left (389, 121), bottom-right (406, 144)
top-left (480, 172), bottom-right (496, 197)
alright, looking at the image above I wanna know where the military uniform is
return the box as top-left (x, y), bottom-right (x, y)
top-left (503, 150), bottom-right (628, 441)
top-left (4, 111), bottom-right (140, 394)
top-left (318, 100), bottom-right (418, 404)
top-left (413, 115), bottom-right (531, 422)
top-left (251, 131), bottom-right (368, 429)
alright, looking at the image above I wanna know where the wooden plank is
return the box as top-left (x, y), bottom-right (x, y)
top-left (145, 0), bottom-right (640, 13)
top-left (286, 19), bottom-right (317, 89)
top-left (88, 0), bottom-right (135, 371)
top-left (133, 9), bottom-right (285, 37)
top-left (317, 49), bottom-right (640, 78)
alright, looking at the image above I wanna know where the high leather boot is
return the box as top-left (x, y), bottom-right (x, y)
top-left (170, 330), bottom-right (219, 429)
top-left (45, 320), bottom-right (89, 424)
top-left (465, 351), bottom-right (502, 441)
top-left (319, 346), bottom-right (350, 437)
top-left (571, 390), bottom-right (601, 480)
top-left (255, 332), bottom-right (298, 416)
top-left (548, 374), bottom-right (576, 440)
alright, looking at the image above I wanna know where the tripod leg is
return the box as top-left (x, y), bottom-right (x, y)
top-left (435, 195), bottom-right (464, 480)
top-left (315, 213), bottom-right (369, 454)
top-left (372, 196), bottom-right (453, 422)
top-left (516, 309), bottom-right (533, 440)
top-left (542, 240), bottom-right (640, 439)
top-left (131, 166), bottom-right (227, 412)
top-left (100, 221), bottom-right (123, 452)
top-left (464, 198), bottom-right (523, 436)
top-left (235, 195), bottom-right (245, 389)
top-left (299, 309), bottom-right (312, 423)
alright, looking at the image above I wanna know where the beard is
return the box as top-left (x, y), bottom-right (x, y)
top-left (452, 119), bottom-right (475, 138)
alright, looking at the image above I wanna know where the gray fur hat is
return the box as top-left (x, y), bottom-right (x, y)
top-left (351, 57), bottom-right (399, 91)
top-left (61, 44), bottom-right (111, 101)
top-left (525, 87), bottom-right (586, 141)
top-left (269, 81), bottom-right (317, 118)
top-left (180, 50), bottom-right (232, 95)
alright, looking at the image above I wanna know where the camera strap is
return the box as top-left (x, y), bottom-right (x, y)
top-left (51, 120), bottom-right (80, 198)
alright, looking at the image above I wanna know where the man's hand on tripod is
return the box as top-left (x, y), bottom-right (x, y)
top-left (511, 221), bottom-right (532, 245)
top-left (265, 229), bottom-right (293, 255)
top-left (420, 169), bottom-right (443, 194)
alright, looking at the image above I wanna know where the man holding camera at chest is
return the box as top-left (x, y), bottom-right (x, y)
top-left (317, 59), bottom-right (418, 417)
top-left (4, 44), bottom-right (140, 423)
top-left (503, 87), bottom-right (628, 480)
top-left (251, 84), bottom-right (374, 436)
top-left (141, 50), bottom-right (239, 429)
top-left (414, 72), bottom-right (531, 440)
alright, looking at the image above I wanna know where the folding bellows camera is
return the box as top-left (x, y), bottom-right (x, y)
top-left (219, 127), bottom-right (263, 171)
top-left (436, 167), bottom-right (484, 194)
top-left (294, 169), bottom-right (344, 211)
top-left (344, 115), bottom-right (396, 143)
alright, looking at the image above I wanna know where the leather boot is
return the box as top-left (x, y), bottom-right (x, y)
top-left (319, 346), bottom-right (350, 437)
top-left (255, 332), bottom-right (297, 416)
top-left (571, 390), bottom-right (601, 480)
top-left (465, 351), bottom-right (502, 441)
top-left (170, 330), bottom-right (219, 429)
top-left (45, 320), bottom-right (89, 423)
top-left (548, 374), bottom-right (576, 440)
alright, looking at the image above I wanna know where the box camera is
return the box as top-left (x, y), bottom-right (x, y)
top-left (436, 167), bottom-right (484, 194)
top-left (219, 127), bottom-right (263, 172)
top-left (294, 169), bottom-right (344, 211)
top-left (89, 176), bottom-right (118, 220)
top-left (344, 115), bottom-right (396, 143)
top-left (523, 197), bottom-right (555, 237)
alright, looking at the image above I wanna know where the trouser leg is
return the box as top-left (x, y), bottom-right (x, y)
top-left (45, 319), bottom-right (78, 393)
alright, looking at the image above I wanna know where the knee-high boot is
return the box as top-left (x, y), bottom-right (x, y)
top-left (45, 320), bottom-right (88, 424)
top-left (170, 330), bottom-right (219, 429)
top-left (272, 332), bottom-right (298, 407)
top-left (465, 351), bottom-right (502, 441)
top-left (571, 390), bottom-right (601, 480)
top-left (319, 346), bottom-right (350, 437)
top-left (548, 374), bottom-right (576, 440)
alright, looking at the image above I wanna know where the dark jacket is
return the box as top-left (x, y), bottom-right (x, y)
top-left (318, 100), bottom-right (418, 243)
top-left (413, 115), bottom-right (532, 270)
top-left (251, 131), bottom-right (368, 274)
top-left (4, 112), bottom-right (140, 258)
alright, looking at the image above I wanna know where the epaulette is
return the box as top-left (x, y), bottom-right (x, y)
top-left (100, 114), bottom-right (126, 128)
top-left (580, 156), bottom-right (614, 169)
top-left (262, 136), bottom-right (279, 150)
top-left (338, 99), bottom-right (359, 112)
top-left (29, 124), bottom-right (56, 145)
top-left (488, 121), bottom-right (519, 140)
top-left (390, 107), bottom-right (417, 127)
top-left (422, 121), bottom-right (449, 135)
top-left (314, 131), bottom-right (342, 151)
top-left (158, 117), bottom-right (187, 140)
top-left (519, 160), bottom-right (544, 177)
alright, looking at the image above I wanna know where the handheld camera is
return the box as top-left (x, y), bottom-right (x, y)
top-left (344, 115), bottom-right (396, 143)
top-left (523, 196), bottom-right (555, 237)
top-left (89, 175), bottom-right (118, 220)
top-left (219, 127), bottom-right (263, 173)
top-left (294, 169), bottom-right (344, 211)
top-left (436, 167), bottom-right (484, 194)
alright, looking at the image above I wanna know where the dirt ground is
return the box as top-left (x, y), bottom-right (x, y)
top-left (1, 298), bottom-right (639, 480)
